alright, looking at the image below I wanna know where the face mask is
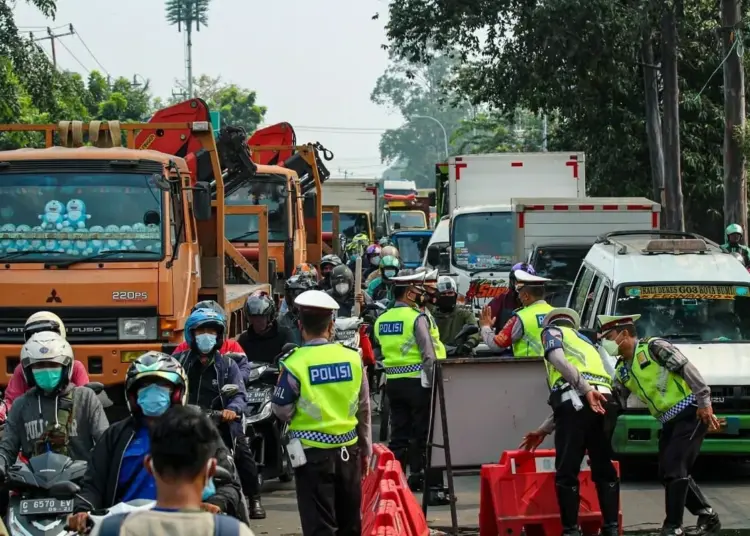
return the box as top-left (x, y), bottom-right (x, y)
top-left (202, 477), bottom-right (216, 500)
top-left (32, 368), bottom-right (63, 392)
top-left (383, 269), bottom-right (397, 278)
top-left (137, 384), bottom-right (172, 417)
top-left (335, 283), bottom-right (350, 295)
top-left (195, 333), bottom-right (217, 354)
top-left (370, 255), bottom-right (380, 266)
top-left (601, 338), bottom-right (619, 356)
top-left (437, 295), bottom-right (457, 312)
top-left (414, 292), bottom-right (426, 307)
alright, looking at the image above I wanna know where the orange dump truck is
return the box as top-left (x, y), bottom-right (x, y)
top-left (0, 120), bottom-right (269, 413)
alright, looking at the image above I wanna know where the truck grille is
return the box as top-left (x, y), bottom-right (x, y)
top-left (709, 385), bottom-right (750, 412)
top-left (0, 306), bottom-right (158, 344)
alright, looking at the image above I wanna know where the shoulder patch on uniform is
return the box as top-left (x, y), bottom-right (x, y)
top-left (378, 321), bottom-right (404, 335)
top-left (309, 362), bottom-right (354, 385)
top-left (278, 346), bottom-right (298, 363)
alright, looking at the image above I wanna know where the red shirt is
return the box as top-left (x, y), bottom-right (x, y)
top-left (173, 339), bottom-right (246, 355)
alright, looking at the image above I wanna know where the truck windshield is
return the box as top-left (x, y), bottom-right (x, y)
top-left (392, 234), bottom-right (431, 266)
top-left (225, 179), bottom-right (288, 242)
top-left (389, 211), bottom-right (426, 230)
top-left (614, 284), bottom-right (750, 342)
top-left (322, 212), bottom-right (369, 239)
top-left (534, 245), bottom-right (592, 283)
top-left (452, 212), bottom-right (514, 271)
top-left (0, 172), bottom-right (163, 262)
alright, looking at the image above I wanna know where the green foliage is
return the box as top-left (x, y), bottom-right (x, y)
top-left (165, 0), bottom-right (211, 29)
top-left (453, 109), bottom-right (549, 153)
top-left (382, 0), bottom-right (745, 240)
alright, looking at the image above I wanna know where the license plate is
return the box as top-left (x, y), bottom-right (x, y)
top-left (19, 498), bottom-right (73, 515)
top-left (246, 391), bottom-right (267, 403)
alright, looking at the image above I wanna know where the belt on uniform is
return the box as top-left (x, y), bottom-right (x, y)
top-left (560, 384), bottom-right (612, 403)
top-left (384, 363), bottom-right (422, 375)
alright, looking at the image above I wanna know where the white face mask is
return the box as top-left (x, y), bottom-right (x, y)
top-left (335, 283), bottom-right (350, 295)
top-left (601, 338), bottom-right (619, 356)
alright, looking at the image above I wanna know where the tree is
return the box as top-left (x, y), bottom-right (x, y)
top-left (165, 0), bottom-right (210, 28)
top-left (453, 109), bottom-right (550, 154)
top-left (370, 51), bottom-right (472, 187)
top-left (382, 0), bottom-right (736, 240)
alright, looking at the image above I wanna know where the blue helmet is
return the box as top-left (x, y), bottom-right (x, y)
top-left (184, 309), bottom-right (226, 353)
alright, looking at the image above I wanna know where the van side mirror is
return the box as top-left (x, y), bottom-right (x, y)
top-left (426, 245), bottom-right (441, 267)
top-left (193, 182), bottom-right (212, 221)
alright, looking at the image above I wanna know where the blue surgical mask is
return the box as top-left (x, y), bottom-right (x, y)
top-left (32, 368), bottom-right (63, 392)
top-left (137, 384), bottom-right (172, 417)
top-left (202, 477), bottom-right (216, 500)
top-left (195, 333), bottom-right (217, 354)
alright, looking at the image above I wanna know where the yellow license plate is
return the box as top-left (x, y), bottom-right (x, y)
top-left (120, 351), bottom-right (145, 363)
top-left (708, 418), bottom-right (727, 434)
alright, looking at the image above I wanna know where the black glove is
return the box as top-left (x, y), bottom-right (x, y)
top-left (457, 343), bottom-right (473, 355)
top-left (0, 460), bottom-right (8, 482)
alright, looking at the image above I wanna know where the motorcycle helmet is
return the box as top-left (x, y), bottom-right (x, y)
top-left (285, 274), bottom-right (317, 308)
top-left (330, 265), bottom-right (355, 296)
top-left (509, 262), bottom-right (535, 288)
top-left (381, 245), bottom-right (399, 258)
top-left (245, 293), bottom-right (276, 320)
top-left (320, 254), bottom-right (343, 278)
top-left (24, 311), bottom-right (66, 342)
top-left (294, 262), bottom-right (319, 281)
top-left (366, 244), bottom-right (382, 267)
top-left (125, 351), bottom-right (188, 414)
top-left (726, 223), bottom-right (744, 238)
top-left (191, 300), bottom-right (226, 318)
top-left (378, 237), bottom-right (391, 247)
top-left (379, 255), bottom-right (401, 280)
top-left (21, 332), bottom-right (74, 390)
top-left (437, 275), bottom-right (458, 294)
top-left (184, 309), bottom-right (226, 354)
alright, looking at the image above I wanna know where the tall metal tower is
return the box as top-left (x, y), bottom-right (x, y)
top-left (165, 0), bottom-right (210, 98)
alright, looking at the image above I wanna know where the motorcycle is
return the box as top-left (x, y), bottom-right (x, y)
top-left (444, 324), bottom-right (480, 356)
top-left (334, 316), bottom-right (363, 353)
top-left (244, 345), bottom-right (295, 487)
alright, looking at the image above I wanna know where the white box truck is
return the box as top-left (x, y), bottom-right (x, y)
top-left (322, 179), bottom-right (377, 242)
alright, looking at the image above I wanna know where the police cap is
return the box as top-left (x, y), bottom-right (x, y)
top-left (543, 308), bottom-right (581, 329)
top-left (294, 290), bottom-right (340, 311)
top-left (597, 314), bottom-right (641, 336)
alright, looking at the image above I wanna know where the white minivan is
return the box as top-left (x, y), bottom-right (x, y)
top-left (423, 216), bottom-right (450, 272)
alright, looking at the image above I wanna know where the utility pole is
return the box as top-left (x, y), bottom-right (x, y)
top-left (166, 0), bottom-right (209, 99)
top-left (31, 24), bottom-right (74, 69)
top-left (660, 0), bottom-right (685, 231)
top-left (722, 0), bottom-right (747, 240)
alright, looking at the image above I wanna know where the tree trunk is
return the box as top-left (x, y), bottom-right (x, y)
top-left (722, 0), bottom-right (747, 241)
top-left (660, 1), bottom-right (685, 231)
top-left (641, 31), bottom-right (666, 214)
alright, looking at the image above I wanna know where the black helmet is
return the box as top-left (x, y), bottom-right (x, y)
top-left (191, 300), bottom-right (226, 317)
top-left (330, 265), bottom-right (354, 296)
top-left (285, 274), bottom-right (317, 306)
top-left (320, 254), bottom-right (343, 277)
top-left (245, 293), bottom-right (276, 319)
top-left (125, 351), bottom-right (188, 415)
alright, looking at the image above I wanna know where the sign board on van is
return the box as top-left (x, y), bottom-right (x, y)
top-left (465, 279), bottom-right (509, 300)
top-left (626, 285), bottom-right (746, 300)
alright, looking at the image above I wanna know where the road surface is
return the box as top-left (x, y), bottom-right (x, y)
top-left (249, 429), bottom-right (750, 535)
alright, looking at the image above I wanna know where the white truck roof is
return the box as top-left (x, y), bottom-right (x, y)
top-left (585, 232), bottom-right (750, 285)
top-left (322, 179), bottom-right (377, 213)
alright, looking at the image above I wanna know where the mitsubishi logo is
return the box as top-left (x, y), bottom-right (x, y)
top-left (46, 289), bottom-right (62, 303)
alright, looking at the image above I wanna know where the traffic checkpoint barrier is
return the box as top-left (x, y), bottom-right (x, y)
top-left (479, 449), bottom-right (623, 536)
top-left (362, 444), bottom-right (429, 536)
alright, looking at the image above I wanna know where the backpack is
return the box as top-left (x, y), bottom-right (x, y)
top-left (98, 511), bottom-right (241, 536)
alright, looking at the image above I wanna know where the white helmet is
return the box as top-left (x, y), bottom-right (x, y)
top-left (24, 311), bottom-right (66, 341)
top-left (437, 275), bottom-right (458, 294)
top-left (21, 332), bottom-right (74, 388)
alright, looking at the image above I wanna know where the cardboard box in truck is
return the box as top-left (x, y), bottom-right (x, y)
top-left (448, 152), bottom-right (586, 213)
top-left (513, 197), bottom-right (661, 260)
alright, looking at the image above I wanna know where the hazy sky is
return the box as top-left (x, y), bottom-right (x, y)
top-left (13, 0), bottom-right (402, 179)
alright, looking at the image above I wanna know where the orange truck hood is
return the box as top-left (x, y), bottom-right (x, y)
top-left (0, 266), bottom-right (159, 307)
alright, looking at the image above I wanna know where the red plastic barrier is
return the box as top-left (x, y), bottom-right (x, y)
top-left (479, 449), bottom-right (622, 536)
top-left (361, 445), bottom-right (430, 536)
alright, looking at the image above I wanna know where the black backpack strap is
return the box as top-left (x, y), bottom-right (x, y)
top-left (98, 512), bottom-right (130, 536)
top-left (213, 513), bottom-right (241, 536)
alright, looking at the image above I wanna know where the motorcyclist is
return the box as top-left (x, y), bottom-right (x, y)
top-left (366, 245), bottom-right (398, 286)
top-left (0, 332), bottom-right (108, 472)
top-left (431, 276), bottom-right (481, 354)
top-left (721, 223), bottom-right (750, 265)
top-left (346, 232), bottom-right (370, 271)
top-left (236, 293), bottom-right (295, 365)
top-left (173, 309), bottom-right (265, 519)
top-left (319, 254), bottom-right (343, 292)
top-left (172, 301), bottom-right (251, 383)
top-left (278, 274), bottom-right (317, 345)
top-left (280, 267), bottom-right (319, 315)
top-left (1, 311), bottom-right (89, 420)
top-left (327, 264), bottom-right (372, 317)
top-left (66, 352), bottom-right (245, 531)
top-left (486, 262), bottom-right (531, 333)
top-left (367, 254), bottom-right (401, 306)
top-left (364, 244), bottom-right (382, 279)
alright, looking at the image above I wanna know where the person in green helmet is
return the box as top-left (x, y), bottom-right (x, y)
top-left (367, 255), bottom-right (400, 307)
top-left (721, 223), bottom-right (750, 265)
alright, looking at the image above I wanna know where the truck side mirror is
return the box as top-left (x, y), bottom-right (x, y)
top-left (426, 245), bottom-right (441, 267)
top-left (193, 183), bottom-right (212, 221)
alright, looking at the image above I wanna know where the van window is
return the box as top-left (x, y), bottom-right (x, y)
top-left (614, 283), bottom-right (750, 342)
top-left (581, 275), bottom-right (602, 327)
top-left (570, 265), bottom-right (595, 313)
top-left (595, 285), bottom-right (610, 320)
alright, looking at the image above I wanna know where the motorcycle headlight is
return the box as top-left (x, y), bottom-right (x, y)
top-left (246, 402), bottom-right (273, 424)
top-left (118, 318), bottom-right (158, 340)
top-left (247, 366), bottom-right (265, 383)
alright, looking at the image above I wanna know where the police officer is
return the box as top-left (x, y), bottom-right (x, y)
top-left (600, 315), bottom-right (720, 536)
top-left (479, 270), bottom-right (553, 355)
top-left (520, 308), bottom-right (619, 536)
top-left (271, 290), bottom-right (371, 536)
top-left (373, 269), bottom-right (446, 491)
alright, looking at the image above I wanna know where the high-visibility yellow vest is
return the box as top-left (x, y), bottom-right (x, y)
top-left (544, 326), bottom-right (612, 391)
top-left (615, 338), bottom-right (694, 423)
top-left (374, 305), bottom-right (446, 379)
top-left (283, 343), bottom-right (362, 448)
top-left (512, 301), bottom-right (554, 357)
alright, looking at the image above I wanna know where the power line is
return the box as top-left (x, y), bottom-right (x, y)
top-left (32, 24), bottom-right (75, 69)
top-left (56, 38), bottom-right (90, 74)
top-left (74, 30), bottom-right (109, 77)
